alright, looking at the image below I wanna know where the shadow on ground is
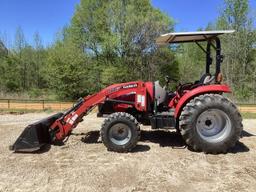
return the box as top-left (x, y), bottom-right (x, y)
top-left (140, 130), bottom-right (186, 148)
top-left (79, 131), bottom-right (101, 144)
top-left (79, 129), bottom-right (251, 154)
top-left (78, 130), bottom-right (151, 152)
top-left (241, 130), bottom-right (255, 137)
top-left (13, 144), bottom-right (52, 154)
top-left (12, 129), bottom-right (252, 154)
top-left (224, 130), bottom-right (254, 154)
top-left (228, 141), bottom-right (250, 153)
top-left (80, 130), bottom-right (186, 148)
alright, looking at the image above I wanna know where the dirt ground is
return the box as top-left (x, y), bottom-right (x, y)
top-left (0, 113), bottom-right (256, 192)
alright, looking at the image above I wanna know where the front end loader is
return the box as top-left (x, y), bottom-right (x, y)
top-left (10, 30), bottom-right (243, 154)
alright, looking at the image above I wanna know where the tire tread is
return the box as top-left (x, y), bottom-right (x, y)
top-left (179, 94), bottom-right (243, 154)
top-left (100, 112), bottom-right (140, 153)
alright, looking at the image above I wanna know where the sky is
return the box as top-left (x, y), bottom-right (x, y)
top-left (0, 0), bottom-right (255, 47)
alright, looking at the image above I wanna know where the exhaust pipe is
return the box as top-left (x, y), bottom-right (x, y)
top-left (10, 113), bottom-right (63, 152)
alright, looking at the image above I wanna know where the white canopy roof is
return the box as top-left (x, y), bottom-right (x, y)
top-left (156, 30), bottom-right (235, 45)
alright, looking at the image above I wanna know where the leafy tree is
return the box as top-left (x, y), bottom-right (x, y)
top-left (0, 28), bottom-right (49, 95)
top-left (1, 0), bottom-right (255, 103)
top-left (176, 42), bottom-right (206, 83)
top-left (0, 40), bottom-right (8, 57)
top-left (47, 33), bottom-right (89, 100)
top-left (12, 27), bottom-right (29, 90)
top-left (45, 0), bottom-right (178, 99)
top-left (33, 32), bottom-right (46, 88)
top-left (69, 0), bottom-right (176, 81)
top-left (217, 0), bottom-right (256, 101)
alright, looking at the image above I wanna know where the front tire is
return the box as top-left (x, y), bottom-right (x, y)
top-left (179, 94), bottom-right (243, 154)
top-left (101, 112), bottom-right (140, 152)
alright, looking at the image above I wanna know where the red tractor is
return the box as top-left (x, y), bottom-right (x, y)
top-left (11, 30), bottom-right (243, 154)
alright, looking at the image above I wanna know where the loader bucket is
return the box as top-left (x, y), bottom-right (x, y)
top-left (10, 113), bottom-right (63, 152)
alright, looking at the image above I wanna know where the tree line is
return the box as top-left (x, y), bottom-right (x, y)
top-left (0, 0), bottom-right (255, 102)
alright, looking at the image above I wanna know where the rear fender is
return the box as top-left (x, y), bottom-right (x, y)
top-left (174, 84), bottom-right (231, 118)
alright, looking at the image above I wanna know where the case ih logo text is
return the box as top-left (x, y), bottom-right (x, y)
top-left (122, 84), bottom-right (138, 89)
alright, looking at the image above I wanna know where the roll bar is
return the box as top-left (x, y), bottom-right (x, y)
top-left (202, 37), bottom-right (223, 79)
top-left (156, 30), bottom-right (235, 81)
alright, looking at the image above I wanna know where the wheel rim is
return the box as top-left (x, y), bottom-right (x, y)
top-left (109, 123), bottom-right (132, 145)
top-left (196, 109), bottom-right (232, 143)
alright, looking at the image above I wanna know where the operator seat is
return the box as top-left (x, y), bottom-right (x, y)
top-left (199, 73), bottom-right (215, 85)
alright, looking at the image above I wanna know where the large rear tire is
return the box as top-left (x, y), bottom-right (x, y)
top-left (101, 112), bottom-right (140, 152)
top-left (179, 94), bottom-right (243, 154)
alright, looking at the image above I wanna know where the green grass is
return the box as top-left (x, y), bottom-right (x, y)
top-left (241, 112), bottom-right (256, 119)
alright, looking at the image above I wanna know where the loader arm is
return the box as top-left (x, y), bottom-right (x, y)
top-left (11, 81), bottom-right (148, 152)
top-left (49, 81), bottom-right (147, 142)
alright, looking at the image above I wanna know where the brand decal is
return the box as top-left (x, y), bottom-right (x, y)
top-left (108, 83), bottom-right (137, 94)
top-left (108, 86), bottom-right (121, 93)
top-left (122, 84), bottom-right (138, 89)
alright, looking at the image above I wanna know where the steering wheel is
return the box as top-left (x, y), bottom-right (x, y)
top-left (165, 75), bottom-right (178, 83)
top-left (163, 75), bottom-right (179, 91)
